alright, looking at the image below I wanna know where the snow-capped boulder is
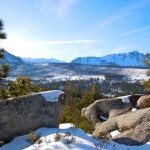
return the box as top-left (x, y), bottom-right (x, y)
top-left (0, 90), bottom-right (66, 142)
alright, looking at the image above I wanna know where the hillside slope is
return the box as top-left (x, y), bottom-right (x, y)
top-left (0, 51), bottom-right (25, 65)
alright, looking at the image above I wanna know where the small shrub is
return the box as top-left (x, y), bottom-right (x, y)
top-left (94, 133), bottom-right (111, 150)
top-left (54, 131), bottom-right (76, 144)
top-left (44, 136), bottom-right (51, 144)
top-left (54, 131), bottom-right (62, 142)
top-left (26, 131), bottom-right (41, 144)
top-left (64, 132), bottom-right (76, 144)
top-left (37, 139), bottom-right (43, 145)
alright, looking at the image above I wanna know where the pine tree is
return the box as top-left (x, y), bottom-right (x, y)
top-left (143, 53), bottom-right (150, 92)
top-left (0, 76), bottom-right (42, 100)
top-left (64, 81), bottom-right (74, 108)
top-left (90, 83), bottom-right (104, 100)
top-left (61, 83), bottom-right (95, 133)
top-left (0, 19), bottom-right (9, 82)
top-left (82, 84), bottom-right (104, 107)
top-left (9, 76), bottom-right (33, 97)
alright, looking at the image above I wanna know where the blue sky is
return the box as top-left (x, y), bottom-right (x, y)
top-left (0, 0), bottom-right (150, 62)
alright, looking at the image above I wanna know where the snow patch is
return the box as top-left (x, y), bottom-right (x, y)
top-left (110, 130), bottom-right (120, 137)
top-left (118, 95), bottom-right (130, 103)
top-left (40, 90), bottom-right (64, 102)
top-left (100, 116), bottom-right (108, 121)
top-left (59, 123), bottom-right (75, 129)
top-left (132, 108), bottom-right (138, 112)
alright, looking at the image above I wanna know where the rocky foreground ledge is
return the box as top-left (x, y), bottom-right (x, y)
top-left (0, 90), bottom-right (66, 142)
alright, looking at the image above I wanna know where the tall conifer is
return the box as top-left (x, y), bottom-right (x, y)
top-left (0, 19), bottom-right (9, 82)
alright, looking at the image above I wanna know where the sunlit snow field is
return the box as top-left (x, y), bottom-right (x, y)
top-left (1, 123), bottom-right (150, 150)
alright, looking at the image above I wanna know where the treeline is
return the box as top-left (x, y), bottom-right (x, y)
top-left (37, 77), bottom-right (147, 97)
top-left (0, 76), bottom-right (43, 100)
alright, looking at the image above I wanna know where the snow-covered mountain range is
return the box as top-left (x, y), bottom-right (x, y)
top-left (0, 51), bottom-right (25, 65)
top-left (22, 58), bottom-right (65, 64)
top-left (1, 50), bottom-right (149, 83)
top-left (0, 51), bottom-right (65, 64)
top-left (1, 50), bottom-right (150, 68)
top-left (71, 51), bottom-right (150, 68)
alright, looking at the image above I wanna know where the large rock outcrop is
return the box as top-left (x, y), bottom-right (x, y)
top-left (0, 90), bottom-right (66, 142)
top-left (82, 94), bottom-right (150, 146)
top-left (92, 108), bottom-right (150, 143)
top-left (113, 121), bottom-right (150, 145)
top-left (82, 95), bottom-right (142, 125)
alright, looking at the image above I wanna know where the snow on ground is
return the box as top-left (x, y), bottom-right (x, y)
top-left (132, 108), bottom-right (138, 111)
top-left (39, 90), bottom-right (64, 102)
top-left (32, 67), bottom-right (148, 83)
top-left (1, 123), bottom-right (150, 150)
top-left (110, 130), bottom-right (120, 137)
top-left (50, 75), bottom-right (105, 82)
top-left (120, 68), bottom-right (149, 81)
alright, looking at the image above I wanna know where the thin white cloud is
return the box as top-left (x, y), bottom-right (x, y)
top-left (99, 12), bottom-right (129, 28)
top-left (119, 25), bottom-right (150, 37)
top-left (34, 40), bottom-right (97, 45)
top-left (99, 0), bottom-right (150, 28)
top-left (1, 37), bottom-right (98, 61)
top-left (37, 0), bottom-right (79, 18)
top-left (110, 46), bottom-right (133, 54)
